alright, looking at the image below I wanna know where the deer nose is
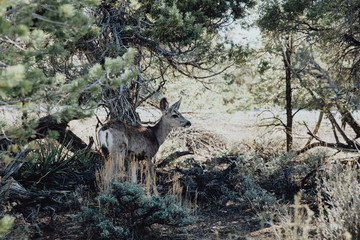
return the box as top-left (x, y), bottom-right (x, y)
top-left (185, 121), bottom-right (191, 127)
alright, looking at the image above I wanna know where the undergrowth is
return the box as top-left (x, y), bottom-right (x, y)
top-left (16, 140), bottom-right (94, 189)
top-left (76, 181), bottom-right (195, 240)
top-left (267, 159), bottom-right (360, 240)
top-left (316, 164), bottom-right (360, 239)
top-left (2, 129), bottom-right (359, 240)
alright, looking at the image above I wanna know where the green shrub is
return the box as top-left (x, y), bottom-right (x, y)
top-left (76, 181), bottom-right (196, 239)
top-left (237, 172), bottom-right (277, 213)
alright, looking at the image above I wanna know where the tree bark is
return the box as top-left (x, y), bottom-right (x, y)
top-left (283, 37), bottom-right (293, 152)
top-left (337, 103), bottom-right (360, 138)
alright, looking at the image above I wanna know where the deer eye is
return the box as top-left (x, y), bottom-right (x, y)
top-left (172, 114), bottom-right (179, 118)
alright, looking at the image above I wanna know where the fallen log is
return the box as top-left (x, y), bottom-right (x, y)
top-left (0, 115), bottom-right (88, 152)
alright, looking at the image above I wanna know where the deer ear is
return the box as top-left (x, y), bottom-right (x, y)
top-left (160, 97), bottom-right (169, 112)
top-left (170, 97), bottom-right (182, 111)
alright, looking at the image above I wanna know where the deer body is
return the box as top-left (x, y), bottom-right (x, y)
top-left (99, 119), bottom-right (170, 161)
top-left (98, 97), bottom-right (191, 194)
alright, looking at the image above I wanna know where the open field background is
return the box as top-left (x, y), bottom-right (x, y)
top-left (64, 108), bottom-right (360, 155)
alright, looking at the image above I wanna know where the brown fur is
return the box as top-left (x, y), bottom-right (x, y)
top-left (101, 120), bottom-right (160, 160)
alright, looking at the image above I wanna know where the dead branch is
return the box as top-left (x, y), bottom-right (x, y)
top-left (157, 151), bottom-right (193, 168)
top-left (2, 149), bottom-right (31, 182)
top-left (296, 142), bottom-right (343, 155)
top-left (336, 103), bottom-right (360, 138)
top-left (296, 115), bottom-right (360, 155)
top-left (325, 110), bottom-right (353, 145)
top-left (304, 111), bottom-right (323, 147)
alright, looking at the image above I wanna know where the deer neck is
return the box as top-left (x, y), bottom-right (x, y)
top-left (151, 118), bottom-right (172, 145)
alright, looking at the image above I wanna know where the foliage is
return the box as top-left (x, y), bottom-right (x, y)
top-left (0, 0), bottom-right (102, 149)
top-left (257, 0), bottom-right (360, 110)
top-left (16, 140), bottom-right (93, 189)
top-left (256, 0), bottom-right (360, 153)
top-left (0, 215), bottom-right (14, 238)
top-left (0, 0), bottom-right (256, 156)
top-left (84, 0), bottom-right (255, 122)
top-left (164, 65), bottom-right (256, 112)
top-left (76, 181), bottom-right (195, 240)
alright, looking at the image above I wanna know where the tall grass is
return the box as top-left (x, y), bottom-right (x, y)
top-left (95, 152), bottom-right (158, 195)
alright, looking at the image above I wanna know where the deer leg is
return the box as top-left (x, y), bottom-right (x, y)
top-left (112, 144), bottom-right (127, 181)
top-left (148, 159), bottom-right (159, 195)
top-left (129, 152), bottom-right (137, 183)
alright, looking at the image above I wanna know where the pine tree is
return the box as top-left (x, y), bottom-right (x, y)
top-left (0, 0), bottom-right (255, 156)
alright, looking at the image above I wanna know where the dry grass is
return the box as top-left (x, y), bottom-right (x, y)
top-left (271, 193), bottom-right (315, 240)
top-left (315, 164), bottom-right (360, 240)
top-left (96, 154), bottom-right (157, 194)
top-left (265, 160), bottom-right (360, 240)
top-left (169, 172), bottom-right (198, 213)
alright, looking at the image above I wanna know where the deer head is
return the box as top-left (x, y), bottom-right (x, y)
top-left (159, 97), bottom-right (191, 128)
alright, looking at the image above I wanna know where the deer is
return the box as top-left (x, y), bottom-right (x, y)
top-left (98, 97), bottom-right (191, 194)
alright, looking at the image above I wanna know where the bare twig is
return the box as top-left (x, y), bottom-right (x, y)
top-left (32, 13), bottom-right (67, 26)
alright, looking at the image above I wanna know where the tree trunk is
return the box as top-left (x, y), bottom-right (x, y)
top-left (283, 37), bottom-right (293, 152)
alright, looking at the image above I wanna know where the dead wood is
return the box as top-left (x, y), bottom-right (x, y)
top-left (2, 149), bottom-right (30, 181)
top-left (296, 140), bottom-right (357, 155)
top-left (157, 151), bottom-right (193, 168)
top-left (169, 127), bottom-right (227, 157)
top-left (337, 103), bottom-right (360, 138)
top-left (301, 169), bottom-right (318, 189)
top-left (174, 161), bottom-right (238, 206)
top-left (31, 115), bottom-right (88, 151)
top-left (304, 111), bottom-right (323, 147)
top-left (1, 178), bottom-right (32, 200)
top-left (0, 115), bottom-right (88, 152)
top-left (296, 121), bottom-right (359, 155)
top-left (0, 116), bottom-right (103, 199)
top-left (1, 149), bottom-right (33, 200)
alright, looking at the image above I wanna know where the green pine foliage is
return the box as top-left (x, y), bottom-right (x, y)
top-left (1, 0), bottom-right (255, 145)
top-left (257, 0), bottom-right (360, 111)
top-left (0, 0), bottom-right (102, 146)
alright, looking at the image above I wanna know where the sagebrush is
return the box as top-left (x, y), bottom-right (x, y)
top-left (76, 181), bottom-right (195, 240)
